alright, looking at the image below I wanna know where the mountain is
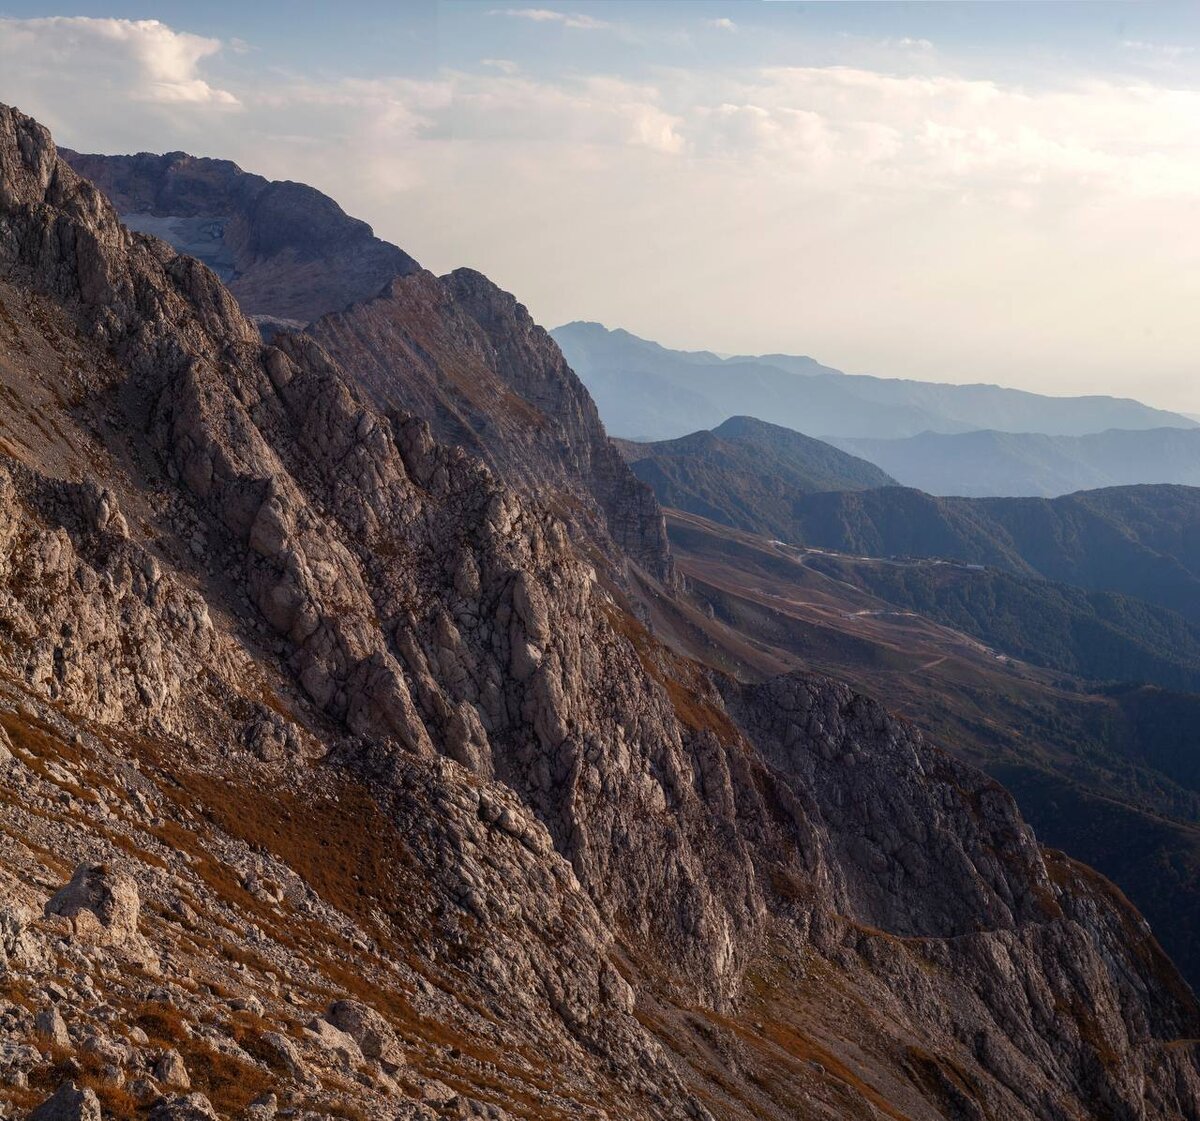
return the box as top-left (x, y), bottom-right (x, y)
top-left (627, 441), bottom-right (1200, 624)
top-left (60, 147), bottom-right (419, 328)
top-left (616, 416), bottom-right (895, 534)
top-left (799, 547), bottom-right (1200, 693)
top-left (62, 150), bottom-right (673, 585)
top-left (783, 485), bottom-right (1200, 622)
top-left (552, 320), bottom-right (1197, 440)
top-left (834, 426), bottom-right (1200, 497)
top-left (656, 507), bottom-right (1200, 994)
top-left (6, 104), bottom-right (1200, 1120)
top-left (304, 269), bottom-right (673, 581)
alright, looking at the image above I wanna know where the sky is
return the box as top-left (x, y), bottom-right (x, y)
top-left (1, 2), bottom-right (1199, 411)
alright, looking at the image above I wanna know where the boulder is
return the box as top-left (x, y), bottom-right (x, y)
top-left (258, 1031), bottom-right (313, 1085)
top-left (28, 1081), bottom-right (101, 1121)
top-left (0, 901), bottom-right (29, 965)
top-left (325, 999), bottom-right (404, 1071)
top-left (148, 1093), bottom-right (219, 1121)
top-left (245, 1091), bottom-right (278, 1120)
top-left (305, 1017), bottom-right (362, 1068)
top-left (153, 1048), bottom-right (191, 1090)
top-left (34, 1006), bottom-right (70, 1047)
top-left (44, 864), bottom-right (139, 947)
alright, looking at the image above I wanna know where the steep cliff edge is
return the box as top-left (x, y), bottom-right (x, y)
top-left (62, 147), bottom-right (675, 586)
top-left (0, 104), bottom-right (1197, 1120)
top-left (305, 268), bottom-right (674, 581)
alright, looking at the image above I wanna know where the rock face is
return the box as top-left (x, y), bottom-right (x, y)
top-left (64, 148), bottom-right (675, 586)
top-left (306, 268), bottom-right (675, 582)
top-left (59, 148), bottom-right (418, 325)
top-left (0, 102), bottom-right (1197, 1121)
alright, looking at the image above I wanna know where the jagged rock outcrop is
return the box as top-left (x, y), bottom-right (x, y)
top-left (724, 671), bottom-right (1200, 1119)
top-left (0, 102), bottom-right (1196, 1121)
top-left (440, 267), bottom-right (674, 580)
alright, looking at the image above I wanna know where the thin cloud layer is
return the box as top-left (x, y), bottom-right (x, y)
top-left (1, 13), bottom-right (1198, 408)
top-left (487, 9), bottom-right (613, 31)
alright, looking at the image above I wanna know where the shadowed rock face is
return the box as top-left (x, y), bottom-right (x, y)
top-left (306, 268), bottom-right (675, 582)
top-left (2, 104), bottom-right (1200, 1120)
top-left (60, 147), bottom-right (418, 325)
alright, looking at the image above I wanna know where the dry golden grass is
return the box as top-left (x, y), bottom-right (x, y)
top-left (132, 1000), bottom-right (190, 1047)
top-left (182, 1041), bottom-right (275, 1116)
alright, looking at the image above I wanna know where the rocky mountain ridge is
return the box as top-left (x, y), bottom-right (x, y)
top-left (61, 147), bottom-right (674, 588)
top-left (0, 103), bottom-right (1197, 1120)
top-left (58, 148), bottom-right (419, 327)
top-left (304, 270), bottom-right (673, 583)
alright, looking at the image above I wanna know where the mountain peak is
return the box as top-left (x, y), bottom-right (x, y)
top-left (61, 144), bottom-right (418, 323)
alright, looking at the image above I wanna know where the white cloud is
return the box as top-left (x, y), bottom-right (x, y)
top-left (0, 17), bottom-right (238, 106)
top-left (1122, 40), bottom-right (1193, 60)
top-left (705, 18), bottom-right (737, 32)
top-left (416, 72), bottom-right (683, 153)
top-left (684, 66), bottom-right (1200, 201)
top-left (486, 8), bottom-right (612, 31)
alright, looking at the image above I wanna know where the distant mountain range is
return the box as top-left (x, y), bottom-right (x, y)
top-left (552, 321), bottom-right (1197, 441)
top-left (616, 416), bottom-right (895, 533)
top-left (832, 427), bottom-right (1200, 497)
top-left (620, 415), bottom-right (1200, 685)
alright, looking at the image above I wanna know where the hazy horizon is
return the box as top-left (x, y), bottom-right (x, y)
top-left (3, 1), bottom-right (1199, 411)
